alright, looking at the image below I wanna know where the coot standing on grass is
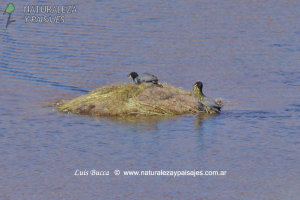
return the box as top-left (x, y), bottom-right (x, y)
top-left (193, 81), bottom-right (223, 114)
top-left (128, 72), bottom-right (159, 84)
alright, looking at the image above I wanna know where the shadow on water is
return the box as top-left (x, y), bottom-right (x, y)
top-left (84, 114), bottom-right (189, 132)
top-left (60, 110), bottom-right (217, 133)
top-left (103, 116), bottom-right (161, 131)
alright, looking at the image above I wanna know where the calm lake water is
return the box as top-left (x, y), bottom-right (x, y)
top-left (1, 0), bottom-right (299, 199)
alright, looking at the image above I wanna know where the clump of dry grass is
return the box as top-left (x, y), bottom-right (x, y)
top-left (57, 83), bottom-right (199, 118)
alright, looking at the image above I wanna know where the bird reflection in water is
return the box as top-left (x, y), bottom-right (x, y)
top-left (194, 113), bottom-right (218, 128)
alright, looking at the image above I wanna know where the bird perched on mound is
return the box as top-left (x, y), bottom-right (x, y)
top-left (193, 81), bottom-right (223, 114)
top-left (128, 72), bottom-right (159, 84)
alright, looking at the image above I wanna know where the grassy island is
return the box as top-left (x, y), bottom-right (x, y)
top-left (57, 83), bottom-right (200, 118)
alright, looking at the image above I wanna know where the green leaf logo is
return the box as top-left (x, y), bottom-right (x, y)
top-left (3, 3), bottom-right (15, 15)
top-left (3, 3), bottom-right (16, 28)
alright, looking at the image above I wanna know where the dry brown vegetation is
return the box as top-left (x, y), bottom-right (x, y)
top-left (57, 83), bottom-right (200, 118)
